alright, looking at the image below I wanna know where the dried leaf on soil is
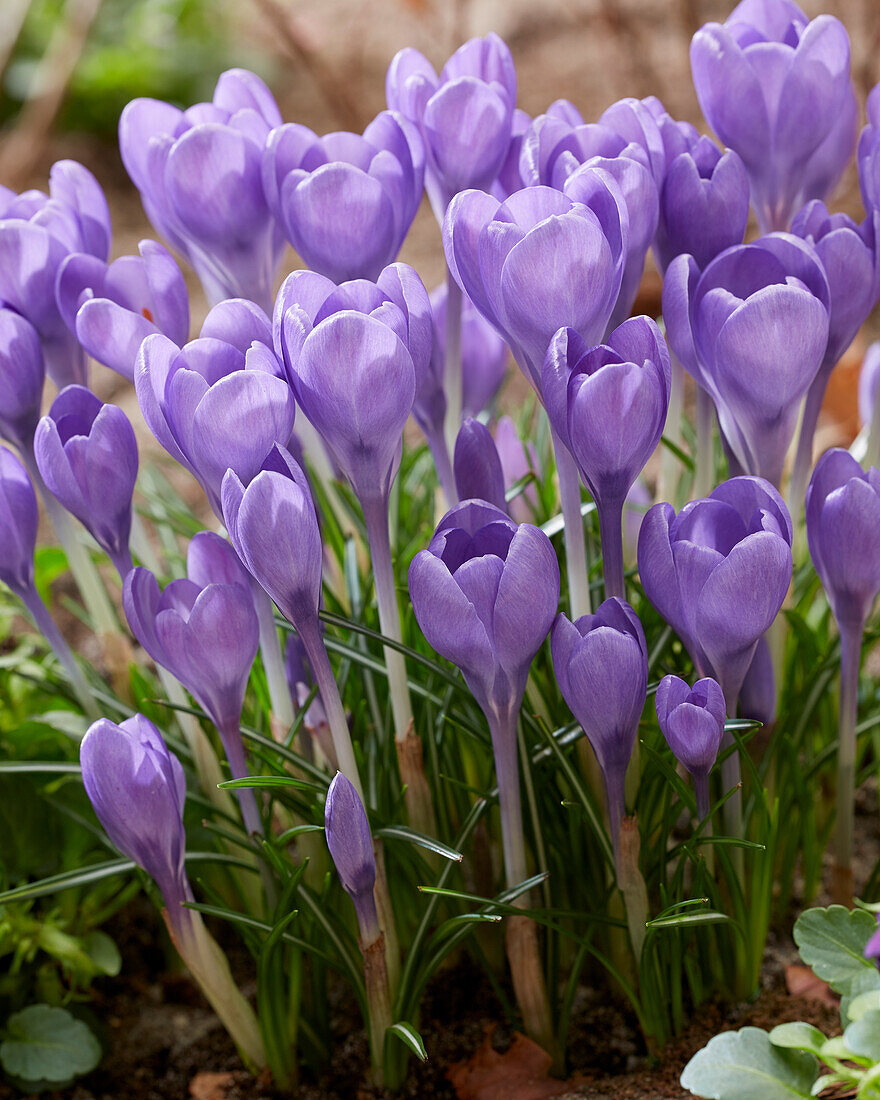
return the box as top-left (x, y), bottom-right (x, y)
top-left (448, 1028), bottom-right (571, 1100)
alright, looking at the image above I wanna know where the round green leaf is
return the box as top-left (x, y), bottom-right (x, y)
top-left (845, 1008), bottom-right (880, 1061)
top-left (793, 906), bottom-right (878, 997)
top-left (681, 1027), bottom-right (818, 1099)
top-left (770, 1023), bottom-right (827, 1056)
top-left (84, 930), bottom-right (122, 977)
top-left (0, 1005), bottom-right (101, 1083)
top-left (849, 991), bottom-right (880, 1022)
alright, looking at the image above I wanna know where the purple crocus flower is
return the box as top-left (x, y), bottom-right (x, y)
top-left (494, 108), bottom-right (532, 198)
top-left (551, 598), bottom-right (647, 852)
top-left (0, 308), bottom-right (45, 449)
top-left (654, 135), bottom-right (749, 275)
top-left (690, 0), bottom-right (852, 232)
top-left (739, 637), bottom-right (777, 727)
top-left (34, 386), bottom-right (138, 579)
top-left (859, 342), bottom-right (880, 432)
top-left (274, 263), bottom-right (430, 507)
top-left (0, 161), bottom-right (111, 386)
top-left (867, 917), bottom-right (880, 966)
top-left (56, 240), bottom-right (190, 381)
top-left (859, 85), bottom-right (880, 236)
top-left (543, 317), bottom-right (670, 598)
top-left (655, 674), bottom-right (726, 818)
top-left (0, 445), bottom-right (37, 600)
top-left (135, 299), bottom-right (294, 516)
top-left (663, 234), bottom-right (830, 486)
top-left (222, 445), bottom-right (363, 798)
top-left (262, 111), bottom-right (423, 283)
top-left (123, 535), bottom-right (261, 835)
top-left (387, 34), bottom-right (517, 216)
top-left (806, 450), bottom-right (880, 632)
top-left (443, 180), bottom-right (627, 390)
top-left (638, 476), bottom-right (793, 709)
top-left (119, 69), bottom-right (285, 309)
top-left (325, 772), bottom-right (379, 943)
top-left (80, 714), bottom-right (265, 1070)
top-left (453, 418), bottom-right (507, 513)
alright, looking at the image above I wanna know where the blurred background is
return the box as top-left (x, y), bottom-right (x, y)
top-left (0, 0), bottom-right (878, 436)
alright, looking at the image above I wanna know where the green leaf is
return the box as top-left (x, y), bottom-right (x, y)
top-left (374, 825), bottom-right (463, 862)
top-left (769, 1023), bottom-right (827, 1056)
top-left (794, 906), bottom-right (879, 997)
top-left (680, 1027), bottom-right (818, 1098)
top-left (386, 1021), bottom-right (428, 1062)
top-left (0, 1005), bottom-right (101, 1084)
top-left (849, 991), bottom-right (880, 1021)
top-left (845, 1009), bottom-right (880, 1061)
top-left (83, 930), bottom-right (121, 977)
top-left (646, 910), bottom-right (732, 931)
top-left (218, 775), bottom-right (323, 792)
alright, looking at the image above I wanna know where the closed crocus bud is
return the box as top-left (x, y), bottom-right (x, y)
top-left (34, 387), bottom-right (137, 578)
top-left (654, 137), bottom-right (750, 274)
top-left (119, 69), bottom-right (285, 309)
top-left (551, 598), bottom-right (647, 850)
top-left (599, 97), bottom-right (667, 188)
top-left (430, 283), bottom-right (508, 420)
top-left (0, 161), bottom-right (111, 386)
top-left (638, 476), bottom-right (793, 709)
top-left (495, 415), bottom-right (540, 524)
top-left (663, 235), bottom-right (830, 486)
top-left (0, 308), bottom-right (45, 449)
top-left (543, 318), bottom-right (670, 598)
top-left (275, 264), bottom-right (429, 505)
top-left (453, 418), bottom-right (507, 513)
top-left (80, 714), bottom-right (265, 1071)
top-left (262, 111), bottom-right (423, 283)
top-left (325, 772), bottom-right (379, 943)
top-left (655, 674), bottom-right (725, 817)
top-left (387, 34), bottom-right (517, 216)
top-left (806, 450), bottom-right (880, 631)
top-left (409, 500), bottom-right (559, 719)
top-left (443, 180), bottom-right (627, 388)
top-left (56, 240), bottom-right (189, 381)
top-left (494, 108), bottom-right (532, 199)
top-left (0, 445), bottom-right (37, 599)
top-left (690, 0), bottom-right (852, 232)
top-left (135, 300), bottom-right (294, 516)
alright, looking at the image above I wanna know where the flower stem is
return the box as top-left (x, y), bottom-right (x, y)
top-left (552, 430), bottom-right (592, 618)
top-left (217, 720), bottom-right (264, 838)
top-left (251, 583), bottom-right (295, 737)
top-left (426, 427), bottom-right (458, 510)
top-left (833, 620), bottom-right (863, 905)
top-left (789, 375), bottom-right (827, 529)
top-left (20, 586), bottom-right (100, 720)
top-left (694, 385), bottom-right (714, 500)
top-left (868, 388), bottom-right (880, 472)
top-left (657, 356), bottom-right (684, 507)
top-left (443, 268), bottom-right (463, 462)
top-left (597, 497), bottom-right (625, 601)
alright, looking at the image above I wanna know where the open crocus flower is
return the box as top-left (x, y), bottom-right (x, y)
top-left (119, 69), bottom-right (285, 308)
top-left (262, 111), bottom-right (423, 283)
top-left (655, 674), bottom-right (726, 817)
top-left (135, 298), bottom-right (294, 516)
top-left (663, 234), bottom-right (830, 486)
top-left (0, 161), bottom-right (111, 386)
top-left (638, 476), bottom-right (793, 709)
top-left (34, 387), bottom-right (138, 578)
top-left (0, 308), bottom-right (45, 450)
top-left (543, 317), bottom-right (670, 598)
top-left (690, 0), bottom-right (852, 232)
top-left (443, 181), bottom-right (627, 390)
top-left (387, 34), bottom-right (517, 216)
top-left (56, 240), bottom-right (189, 381)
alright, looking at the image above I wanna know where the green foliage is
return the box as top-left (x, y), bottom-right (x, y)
top-left (0, 1004), bottom-right (101, 1090)
top-left (682, 905), bottom-right (880, 1099)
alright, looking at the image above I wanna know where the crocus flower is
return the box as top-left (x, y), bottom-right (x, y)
top-left (654, 135), bottom-right (749, 274)
top-left (739, 637), bottom-right (776, 727)
top-left (222, 445), bottom-right (363, 798)
top-left (262, 111), bottom-right (423, 283)
top-left (119, 69), bottom-right (285, 308)
top-left (859, 85), bottom-right (880, 236)
top-left (806, 449), bottom-right (880, 902)
top-left (453, 418), bottom-right (507, 513)
top-left (866, 917), bottom-right (880, 965)
top-left (495, 416), bottom-right (540, 524)
top-left (0, 308), bottom-right (45, 449)
top-left (638, 476), bottom-right (793, 709)
top-left (325, 772), bottom-right (379, 943)
top-left (409, 499), bottom-right (558, 1048)
top-left (443, 180), bottom-right (627, 390)
top-left (0, 161), bottom-right (111, 386)
top-left (859, 343), bottom-right (880, 430)
top-left (135, 299), bottom-right (294, 516)
top-left (123, 535), bottom-right (261, 835)
top-left (663, 234), bottom-right (830, 486)
top-left (655, 674), bottom-right (726, 817)
top-left (0, 445), bottom-right (38, 600)
top-left (551, 598), bottom-right (647, 851)
top-left (543, 318), bottom-right (670, 598)
top-left (690, 0), bottom-right (852, 232)
top-left (80, 715), bottom-right (265, 1071)
top-left (494, 107), bottom-right (532, 198)
top-left (387, 34), bottom-right (517, 216)
top-left (56, 240), bottom-right (190, 381)
top-left (34, 387), bottom-right (138, 578)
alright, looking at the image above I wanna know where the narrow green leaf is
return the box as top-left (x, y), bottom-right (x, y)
top-left (386, 1021), bottom-right (428, 1063)
top-left (646, 910), bottom-right (732, 931)
top-left (374, 824), bottom-right (463, 862)
top-left (218, 775), bottom-right (324, 792)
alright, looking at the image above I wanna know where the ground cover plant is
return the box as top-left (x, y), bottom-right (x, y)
top-left (1, 0), bottom-right (880, 1094)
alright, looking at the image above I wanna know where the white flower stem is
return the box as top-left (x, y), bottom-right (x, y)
top-left (552, 430), bottom-right (592, 619)
top-left (443, 268), bottom-right (463, 462)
